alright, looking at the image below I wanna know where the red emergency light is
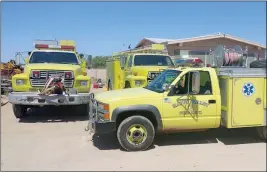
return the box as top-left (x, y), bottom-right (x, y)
top-left (35, 44), bottom-right (75, 51)
top-left (35, 44), bottom-right (49, 49)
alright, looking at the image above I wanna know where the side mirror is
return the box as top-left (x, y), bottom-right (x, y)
top-left (191, 71), bottom-right (200, 94)
top-left (167, 85), bottom-right (176, 96)
top-left (162, 83), bottom-right (171, 91)
top-left (120, 56), bottom-right (126, 69)
top-left (79, 53), bottom-right (84, 59)
top-left (87, 55), bottom-right (92, 68)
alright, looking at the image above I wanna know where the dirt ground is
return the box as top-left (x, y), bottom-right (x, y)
top-left (1, 88), bottom-right (266, 171)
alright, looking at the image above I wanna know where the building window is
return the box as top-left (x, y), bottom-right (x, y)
top-left (247, 53), bottom-right (255, 57)
top-left (174, 49), bottom-right (180, 56)
top-left (189, 50), bottom-right (209, 56)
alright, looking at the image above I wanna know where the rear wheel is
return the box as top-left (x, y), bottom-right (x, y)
top-left (12, 104), bottom-right (28, 119)
top-left (117, 115), bottom-right (155, 151)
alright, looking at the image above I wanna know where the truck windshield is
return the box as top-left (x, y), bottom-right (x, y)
top-left (145, 69), bottom-right (181, 93)
top-left (29, 52), bottom-right (79, 64)
top-left (134, 55), bottom-right (174, 67)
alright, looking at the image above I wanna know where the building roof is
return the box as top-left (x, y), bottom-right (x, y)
top-left (136, 33), bottom-right (266, 49)
top-left (135, 37), bottom-right (176, 48)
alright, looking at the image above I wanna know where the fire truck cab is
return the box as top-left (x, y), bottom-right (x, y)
top-left (106, 44), bottom-right (175, 90)
top-left (8, 40), bottom-right (92, 119)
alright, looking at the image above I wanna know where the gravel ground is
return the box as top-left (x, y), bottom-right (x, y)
top-left (1, 88), bottom-right (266, 171)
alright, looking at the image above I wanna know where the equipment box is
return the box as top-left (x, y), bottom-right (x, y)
top-left (218, 68), bottom-right (266, 128)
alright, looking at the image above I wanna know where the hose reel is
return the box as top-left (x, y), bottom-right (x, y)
top-left (213, 45), bottom-right (247, 67)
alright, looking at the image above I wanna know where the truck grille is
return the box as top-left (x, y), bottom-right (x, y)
top-left (147, 71), bottom-right (161, 84)
top-left (30, 70), bottom-right (74, 88)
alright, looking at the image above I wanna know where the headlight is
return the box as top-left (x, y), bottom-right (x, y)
top-left (80, 81), bottom-right (88, 86)
top-left (135, 80), bottom-right (142, 86)
top-left (16, 79), bottom-right (24, 85)
top-left (97, 102), bottom-right (110, 121)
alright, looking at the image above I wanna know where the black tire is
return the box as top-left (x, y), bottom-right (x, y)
top-left (108, 81), bottom-right (112, 91)
top-left (117, 115), bottom-right (155, 151)
top-left (125, 82), bottom-right (130, 88)
top-left (256, 127), bottom-right (266, 141)
top-left (12, 104), bottom-right (28, 119)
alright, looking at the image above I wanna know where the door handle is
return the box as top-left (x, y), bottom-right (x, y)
top-left (208, 100), bottom-right (216, 104)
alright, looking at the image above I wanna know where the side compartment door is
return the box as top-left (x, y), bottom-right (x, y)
top-left (162, 70), bottom-right (218, 130)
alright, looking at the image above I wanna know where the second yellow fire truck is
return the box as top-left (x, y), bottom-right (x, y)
top-left (106, 44), bottom-right (175, 90)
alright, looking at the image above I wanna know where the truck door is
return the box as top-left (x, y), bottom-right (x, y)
top-left (124, 55), bottom-right (133, 86)
top-left (162, 70), bottom-right (219, 130)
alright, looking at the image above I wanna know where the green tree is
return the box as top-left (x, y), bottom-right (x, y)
top-left (92, 56), bottom-right (111, 68)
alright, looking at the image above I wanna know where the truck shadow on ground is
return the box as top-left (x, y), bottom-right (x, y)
top-left (18, 106), bottom-right (88, 123)
top-left (92, 127), bottom-right (264, 151)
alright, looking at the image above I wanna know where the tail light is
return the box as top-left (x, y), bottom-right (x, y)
top-left (32, 71), bottom-right (40, 78)
top-left (65, 71), bottom-right (72, 79)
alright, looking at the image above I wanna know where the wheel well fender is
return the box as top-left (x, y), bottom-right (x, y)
top-left (111, 105), bottom-right (163, 131)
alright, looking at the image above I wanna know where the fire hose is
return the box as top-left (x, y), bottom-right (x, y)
top-left (38, 77), bottom-right (66, 96)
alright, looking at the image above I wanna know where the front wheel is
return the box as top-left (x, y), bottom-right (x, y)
top-left (12, 104), bottom-right (28, 119)
top-left (125, 82), bottom-right (131, 89)
top-left (117, 115), bottom-right (155, 151)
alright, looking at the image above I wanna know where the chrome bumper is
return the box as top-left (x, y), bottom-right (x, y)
top-left (8, 92), bottom-right (93, 105)
top-left (86, 93), bottom-right (98, 133)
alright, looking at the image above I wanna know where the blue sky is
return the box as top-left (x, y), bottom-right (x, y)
top-left (1, 1), bottom-right (266, 62)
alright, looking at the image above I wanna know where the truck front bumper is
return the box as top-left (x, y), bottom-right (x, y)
top-left (8, 92), bottom-right (92, 105)
top-left (88, 119), bottom-right (116, 134)
top-left (86, 94), bottom-right (116, 134)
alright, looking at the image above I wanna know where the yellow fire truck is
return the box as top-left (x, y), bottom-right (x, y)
top-left (87, 44), bottom-right (266, 151)
top-left (106, 44), bottom-right (175, 90)
top-left (8, 40), bottom-right (92, 119)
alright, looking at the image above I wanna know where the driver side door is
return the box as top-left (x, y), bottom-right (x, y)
top-left (161, 70), bottom-right (218, 130)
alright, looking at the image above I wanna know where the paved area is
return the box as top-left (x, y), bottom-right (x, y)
top-left (1, 88), bottom-right (266, 171)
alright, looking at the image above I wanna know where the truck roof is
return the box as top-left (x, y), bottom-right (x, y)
top-left (132, 53), bottom-right (170, 56)
top-left (31, 49), bottom-right (76, 54)
top-left (171, 66), bottom-right (215, 72)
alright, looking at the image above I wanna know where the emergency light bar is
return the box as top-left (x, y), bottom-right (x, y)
top-left (34, 40), bottom-right (75, 51)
